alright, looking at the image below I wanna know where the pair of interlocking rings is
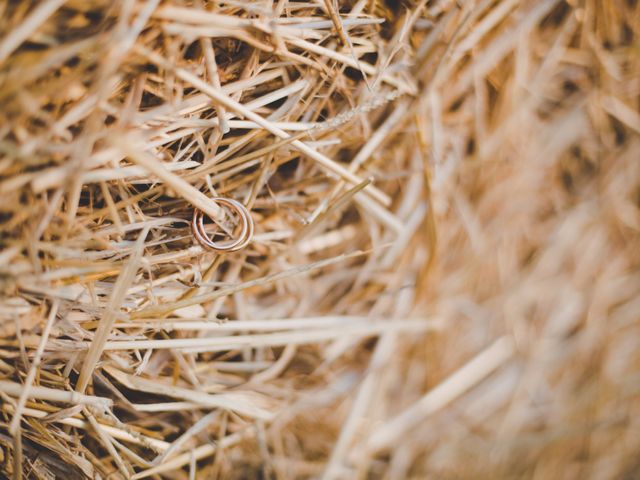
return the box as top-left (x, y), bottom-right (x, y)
top-left (191, 197), bottom-right (254, 252)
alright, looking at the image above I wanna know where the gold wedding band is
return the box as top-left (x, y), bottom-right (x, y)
top-left (191, 197), bottom-right (254, 252)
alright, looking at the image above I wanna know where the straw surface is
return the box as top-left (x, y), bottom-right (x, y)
top-left (1, 0), bottom-right (639, 478)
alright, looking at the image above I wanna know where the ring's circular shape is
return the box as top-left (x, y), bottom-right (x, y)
top-left (192, 197), bottom-right (254, 253)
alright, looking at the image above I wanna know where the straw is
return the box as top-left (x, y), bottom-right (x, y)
top-left (1, 0), bottom-right (639, 478)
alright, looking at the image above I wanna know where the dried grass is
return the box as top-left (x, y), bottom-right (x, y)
top-left (1, 0), bottom-right (639, 478)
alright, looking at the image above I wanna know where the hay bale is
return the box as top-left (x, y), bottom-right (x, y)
top-left (0, 0), bottom-right (639, 478)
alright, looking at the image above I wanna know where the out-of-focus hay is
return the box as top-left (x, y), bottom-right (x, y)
top-left (0, 0), bottom-right (639, 478)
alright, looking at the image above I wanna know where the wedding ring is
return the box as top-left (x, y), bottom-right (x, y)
top-left (191, 197), bottom-right (254, 252)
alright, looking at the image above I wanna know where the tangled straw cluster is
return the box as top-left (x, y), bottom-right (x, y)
top-left (1, 0), bottom-right (639, 478)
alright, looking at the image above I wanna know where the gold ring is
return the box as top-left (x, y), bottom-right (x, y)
top-left (191, 197), bottom-right (254, 252)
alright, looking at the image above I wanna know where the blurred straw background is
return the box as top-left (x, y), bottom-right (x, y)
top-left (1, 0), bottom-right (639, 478)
